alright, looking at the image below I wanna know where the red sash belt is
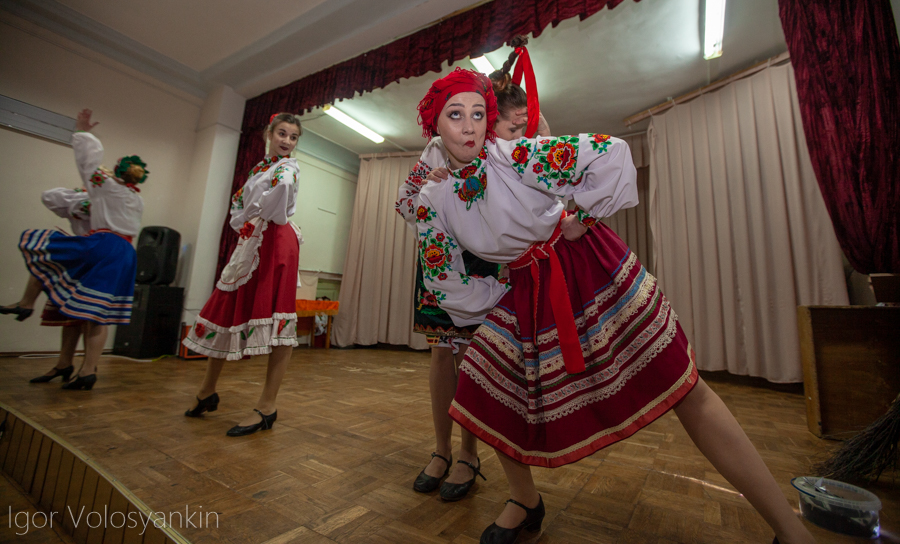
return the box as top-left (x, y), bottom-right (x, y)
top-left (89, 228), bottom-right (134, 244)
top-left (509, 213), bottom-right (586, 375)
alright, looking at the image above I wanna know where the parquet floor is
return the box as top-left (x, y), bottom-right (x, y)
top-left (0, 348), bottom-right (896, 544)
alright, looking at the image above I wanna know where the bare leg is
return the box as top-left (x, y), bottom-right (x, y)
top-left (237, 345), bottom-right (291, 426)
top-left (2, 275), bottom-right (43, 311)
top-left (493, 453), bottom-right (541, 528)
top-left (447, 346), bottom-right (480, 484)
top-left (76, 321), bottom-right (107, 376)
top-left (423, 346), bottom-right (457, 478)
top-left (674, 379), bottom-right (816, 544)
top-left (188, 357), bottom-right (226, 411)
top-left (43, 325), bottom-right (80, 374)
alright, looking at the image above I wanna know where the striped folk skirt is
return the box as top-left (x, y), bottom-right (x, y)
top-left (18, 229), bottom-right (136, 324)
top-left (450, 222), bottom-right (698, 468)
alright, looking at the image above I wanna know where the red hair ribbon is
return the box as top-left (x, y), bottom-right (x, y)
top-left (269, 113), bottom-right (278, 124)
top-left (511, 47), bottom-right (540, 138)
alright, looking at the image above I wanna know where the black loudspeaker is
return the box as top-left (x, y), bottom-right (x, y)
top-left (113, 285), bottom-right (184, 358)
top-left (136, 226), bottom-right (180, 285)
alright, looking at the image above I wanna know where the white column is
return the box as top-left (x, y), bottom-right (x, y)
top-left (180, 85), bottom-right (246, 322)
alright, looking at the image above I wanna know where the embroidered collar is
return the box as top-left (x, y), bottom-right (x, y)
top-left (449, 145), bottom-right (489, 210)
top-left (248, 155), bottom-right (286, 177)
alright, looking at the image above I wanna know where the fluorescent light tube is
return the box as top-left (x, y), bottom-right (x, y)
top-left (704, 0), bottom-right (726, 60)
top-left (323, 105), bottom-right (384, 143)
top-left (470, 56), bottom-right (495, 75)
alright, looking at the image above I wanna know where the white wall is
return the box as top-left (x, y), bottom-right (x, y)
top-left (291, 154), bottom-right (358, 275)
top-left (0, 17), bottom-right (202, 352)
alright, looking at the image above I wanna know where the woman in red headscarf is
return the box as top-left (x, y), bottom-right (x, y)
top-left (395, 41), bottom-right (552, 503)
top-left (404, 68), bottom-right (816, 544)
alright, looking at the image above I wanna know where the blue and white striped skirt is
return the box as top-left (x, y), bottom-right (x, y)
top-left (18, 229), bottom-right (136, 324)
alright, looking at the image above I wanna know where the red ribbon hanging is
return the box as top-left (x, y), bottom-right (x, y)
top-left (511, 46), bottom-right (540, 138)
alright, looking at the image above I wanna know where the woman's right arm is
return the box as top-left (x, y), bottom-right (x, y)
top-left (72, 132), bottom-right (104, 189)
top-left (395, 137), bottom-right (448, 227)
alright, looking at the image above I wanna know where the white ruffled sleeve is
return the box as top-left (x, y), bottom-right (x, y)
top-left (395, 137), bottom-right (448, 228)
top-left (490, 134), bottom-right (638, 227)
top-left (415, 186), bottom-right (510, 327)
top-left (257, 161), bottom-right (298, 226)
top-left (71, 132), bottom-right (104, 189)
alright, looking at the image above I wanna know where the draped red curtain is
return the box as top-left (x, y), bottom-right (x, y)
top-left (778, 0), bottom-right (900, 273)
top-left (216, 0), bottom-right (639, 278)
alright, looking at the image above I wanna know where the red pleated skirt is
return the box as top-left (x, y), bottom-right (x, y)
top-left (450, 222), bottom-right (698, 468)
top-left (183, 222), bottom-right (300, 361)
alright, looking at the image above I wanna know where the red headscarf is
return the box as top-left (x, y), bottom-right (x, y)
top-left (417, 67), bottom-right (498, 142)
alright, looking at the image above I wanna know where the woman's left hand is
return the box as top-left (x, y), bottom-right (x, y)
top-left (561, 214), bottom-right (588, 241)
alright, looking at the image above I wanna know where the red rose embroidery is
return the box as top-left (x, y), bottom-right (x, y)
top-left (436, 233), bottom-right (444, 241)
top-left (438, 273), bottom-right (448, 281)
top-left (239, 222), bottom-right (255, 239)
top-left (194, 323), bottom-right (206, 338)
top-left (557, 179), bottom-right (567, 186)
top-left (533, 163), bottom-right (543, 173)
top-left (547, 142), bottom-right (577, 172)
top-left (582, 217), bottom-right (597, 227)
top-left (416, 206), bottom-right (429, 221)
top-left (422, 244), bottom-right (447, 269)
top-left (459, 165), bottom-right (478, 178)
top-left (422, 292), bottom-right (438, 306)
top-left (511, 145), bottom-right (529, 164)
top-left (478, 147), bottom-right (487, 160)
top-left (277, 318), bottom-right (288, 334)
top-left (592, 133), bottom-right (610, 144)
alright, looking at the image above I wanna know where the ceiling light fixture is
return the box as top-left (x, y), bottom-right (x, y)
top-left (469, 56), bottom-right (495, 75)
top-left (704, 0), bottom-right (726, 60)
top-left (323, 105), bottom-right (384, 143)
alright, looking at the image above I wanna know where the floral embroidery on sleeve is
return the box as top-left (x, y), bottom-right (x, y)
top-left (271, 163), bottom-right (295, 188)
top-left (231, 187), bottom-right (244, 211)
top-left (418, 228), bottom-right (457, 279)
top-left (416, 205), bottom-right (437, 223)
top-left (536, 136), bottom-right (579, 188)
top-left (395, 160), bottom-right (433, 218)
top-left (576, 208), bottom-right (597, 228)
top-left (588, 133), bottom-right (612, 153)
top-left (89, 171), bottom-right (105, 188)
top-left (248, 156), bottom-right (280, 177)
top-left (79, 200), bottom-right (91, 217)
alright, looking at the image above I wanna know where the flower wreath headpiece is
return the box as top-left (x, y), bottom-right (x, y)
top-left (114, 156), bottom-right (149, 184)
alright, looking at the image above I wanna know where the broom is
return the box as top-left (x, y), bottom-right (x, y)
top-left (813, 393), bottom-right (900, 483)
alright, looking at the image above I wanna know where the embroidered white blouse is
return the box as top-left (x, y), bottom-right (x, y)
top-left (72, 132), bottom-right (144, 237)
top-left (230, 155), bottom-right (300, 231)
top-left (41, 187), bottom-right (92, 236)
top-left (395, 133), bottom-right (638, 327)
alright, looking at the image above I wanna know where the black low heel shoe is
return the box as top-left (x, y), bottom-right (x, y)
top-left (440, 458), bottom-right (486, 501)
top-left (413, 452), bottom-right (451, 493)
top-left (30, 365), bottom-right (74, 383)
top-left (184, 393), bottom-right (220, 417)
top-left (61, 374), bottom-right (96, 391)
top-left (480, 495), bottom-right (545, 544)
top-left (226, 409), bottom-right (276, 437)
top-left (0, 305), bottom-right (33, 321)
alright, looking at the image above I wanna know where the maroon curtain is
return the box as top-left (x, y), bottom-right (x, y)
top-left (216, 0), bottom-right (639, 279)
top-left (778, 0), bottom-right (900, 273)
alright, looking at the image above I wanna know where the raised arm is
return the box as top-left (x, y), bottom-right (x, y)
top-left (492, 134), bottom-right (638, 227)
top-left (415, 188), bottom-right (510, 327)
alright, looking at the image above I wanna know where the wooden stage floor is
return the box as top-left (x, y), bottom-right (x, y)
top-left (0, 348), bottom-right (896, 544)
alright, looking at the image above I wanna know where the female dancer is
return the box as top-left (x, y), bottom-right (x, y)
top-left (2, 109), bottom-right (147, 391)
top-left (28, 187), bottom-right (92, 383)
top-left (408, 69), bottom-right (816, 544)
top-left (182, 112), bottom-right (304, 437)
top-left (396, 44), bottom-right (550, 501)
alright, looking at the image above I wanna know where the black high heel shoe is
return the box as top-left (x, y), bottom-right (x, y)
top-left (226, 409), bottom-right (276, 437)
top-left (30, 365), bottom-right (74, 383)
top-left (480, 495), bottom-right (545, 544)
top-left (0, 305), bottom-right (33, 321)
top-left (184, 393), bottom-right (219, 417)
top-left (413, 452), bottom-right (451, 493)
top-left (440, 457), bottom-right (486, 501)
top-left (61, 374), bottom-right (96, 391)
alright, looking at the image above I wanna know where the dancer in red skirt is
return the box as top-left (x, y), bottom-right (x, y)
top-left (408, 69), bottom-right (816, 544)
top-left (183, 113), bottom-right (304, 437)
